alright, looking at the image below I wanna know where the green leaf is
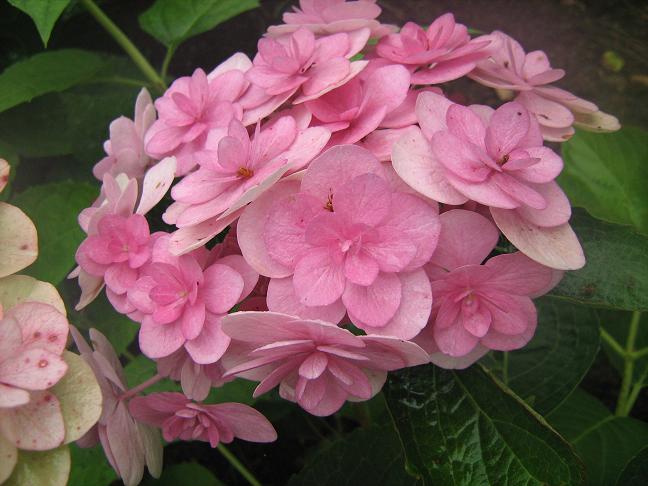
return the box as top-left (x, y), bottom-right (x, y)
top-left (8, 0), bottom-right (72, 46)
top-left (482, 297), bottom-right (600, 414)
top-left (139, 0), bottom-right (260, 47)
top-left (547, 388), bottom-right (648, 486)
top-left (560, 127), bottom-right (648, 236)
top-left (11, 181), bottom-right (97, 285)
top-left (599, 309), bottom-right (648, 386)
top-left (67, 292), bottom-right (139, 357)
top-left (142, 463), bottom-right (225, 486)
top-left (288, 425), bottom-right (421, 486)
top-left (0, 67), bottom-right (142, 161)
top-left (124, 354), bottom-right (182, 394)
top-left (52, 351), bottom-right (102, 444)
top-left (67, 444), bottom-right (116, 486)
top-left (385, 364), bottom-right (584, 485)
top-left (615, 446), bottom-right (648, 485)
top-left (0, 49), bottom-right (104, 113)
top-left (551, 209), bottom-right (648, 310)
top-left (6, 446), bottom-right (71, 486)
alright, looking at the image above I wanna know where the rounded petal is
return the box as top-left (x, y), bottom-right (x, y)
top-left (267, 277), bottom-right (346, 323)
top-left (343, 273), bottom-right (402, 328)
top-left (0, 275), bottom-right (65, 315)
top-left (0, 391), bottom-right (65, 451)
top-left (349, 269), bottom-right (432, 340)
top-left (207, 403), bottom-right (277, 442)
top-left (136, 157), bottom-right (176, 215)
top-left (415, 91), bottom-right (453, 139)
top-left (293, 248), bottom-right (346, 306)
top-left (391, 127), bottom-right (468, 205)
top-left (484, 252), bottom-right (559, 296)
top-left (139, 321), bottom-right (185, 359)
top-left (237, 180), bottom-right (301, 278)
top-left (515, 181), bottom-right (571, 227)
top-left (7, 302), bottom-right (68, 354)
top-left (429, 209), bottom-right (499, 270)
top-left (0, 202), bottom-right (38, 278)
top-left (300, 145), bottom-right (383, 202)
top-left (491, 208), bottom-right (585, 270)
top-left (202, 264), bottom-right (245, 314)
top-left (184, 316), bottom-right (231, 364)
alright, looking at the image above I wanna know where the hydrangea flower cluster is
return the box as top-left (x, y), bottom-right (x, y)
top-left (71, 1), bottom-right (619, 483)
top-left (0, 160), bottom-right (102, 484)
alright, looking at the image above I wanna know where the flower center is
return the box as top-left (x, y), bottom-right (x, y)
top-left (324, 192), bottom-right (334, 212)
top-left (237, 167), bottom-right (254, 179)
top-left (498, 154), bottom-right (510, 166)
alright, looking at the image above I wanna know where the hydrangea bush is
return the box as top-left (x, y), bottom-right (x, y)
top-left (1, 0), bottom-right (647, 485)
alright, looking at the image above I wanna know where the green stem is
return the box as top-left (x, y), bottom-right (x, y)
top-left (601, 328), bottom-right (627, 357)
top-left (79, 0), bottom-right (166, 92)
top-left (631, 347), bottom-right (648, 360)
top-left (616, 311), bottom-right (641, 416)
top-left (217, 444), bottom-right (262, 486)
top-left (160, 44), bottom-right (178, 81)
top-left (118, 373), bottom-right (163, 401)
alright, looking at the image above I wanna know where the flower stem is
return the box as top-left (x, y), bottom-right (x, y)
top-left (601, 328), bottom-right (626, 357)
top-left (615, 311), bottom-right (642, 416)
top-left (217, 444), bottom-right (262, 486)
top-left (119, 373), bottom-right (163, 401)
top-left (160, 44), bottom-right (178, 81)
top-left (79, 0), bottom-right (166, 92)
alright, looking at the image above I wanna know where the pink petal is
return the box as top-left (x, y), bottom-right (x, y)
top-left (491, 208), bottom-right (585, 270)
top-left (267, 277), bottom-right (346, 323)
top-left (335, 173), bottom-right (392, 226)
top-left (0, 383), bottom-right (30, 408)
top-left (348, 269), bottom-right (432, 340)
top-left (184, 316), bottom-right (231, 364)
top-left (293, 248), bottom-right (346, 306)
top-left (415, 91), bottom-right (453, 139)
top-left (238, 180), bottom-right (301, 277)
top-left (0, 349), bottom-right (67, 391)
top-left (107, 401), bottom-right (147, 485)
top-left (514, 181), bottom-right (571, 228)
top-left (168, 209), bottom-right (242, 255)
top-left (138, 321), bottom-right (185, 359)
top-left (516, 91), bottom-right (574, 129)
top-left (391, 126), bottom-right (468, 205)
top-left (484, 252), bottom-right (560, 296)
top-left (136, 157), bottom-right (176, 215)
top-left (433, 320), bottom-right (479, 357)
top-left (300, 144), bottom-right (383, 202)
top-left (343, 273), bottom-right (401, 328)
top-left (0, 391), bottom-right (65, 451)
top-left (207, 403), bottom-right (276, 442)
top-left (216, 255), bottom-right (259, 302)
top-left (485, 102), bottom-right (531, 159)
top-left (8, 302), bottom-right (69, 355)
top-left (429, 209), bottom-right (499, 270)
top-left (202, 264), bottom-right (245, 314)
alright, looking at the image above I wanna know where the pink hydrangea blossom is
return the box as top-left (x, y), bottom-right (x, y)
top-left (71, 157), bottom-right (177, 310)
top-left (0, 303), bottom-right (69, 453)
top-left (392, 91), bottom-right (585, 269)
top-left (93, 89), bottom-right (156, 180)
top-left (415, 209), bottom-right (562, 367)
top-left (469, 31), bottom-right (620, 141)
top-left (157, 349), bottom-right (232, 402)
top-left (305, 64), bottom-right (411, 146)
top-left (71, 327), bottom-right (162, 486)
top-left (376, 14), bottom-right (490, 85)
top-left (247, 27), bottom-right (370, 104)
top-left (237, 145), bottom-right (439, 339)
top-left (145, 66), bottom-right (248, 175)
top-left (166, 116), bottom-right (330, 231)
top-left (267, 0), bottom-right (394, 38)
top-left (221, 311), bottom-right (429, 416)
top-left (128, 235), bottom-right (258, 363)
top-left (129, 392), bottom-right (277, 447)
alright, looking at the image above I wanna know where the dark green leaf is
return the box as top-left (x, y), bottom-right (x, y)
top-left (385, 364), bottom-right (584, 485)
top-left (551, 209), bottom-right (648, 310)
top-left (139, 0), bottom-right (260, 47)
top-left (142, 462), bottom-right (224, 486)
top-left (8, 0), bottom-right (72, 46)
top-left (288, 425), bottom-right (421, 486)
top-left (615, 446), bottom-right (648, 486)
top-left (124, 354), bottom-right (181, 394)
top-left (0, 49), bottom-right (104, 113)
top-left (547, 388), bottom-right (648, 486)
top-left (12, 181), bottom-right (97, 285)
top-left (599, 309), bottom-right (648, 387)
top-left (68, 293), bottom-right (139, 357)
top-left (0, 61), bottom-right (142, 161)
top-left (67, 444), bottom-right (116, 486)
top-left (482, 297), bottom-right (600, 414)
top-left (560, 127), bottom-right (648, 236)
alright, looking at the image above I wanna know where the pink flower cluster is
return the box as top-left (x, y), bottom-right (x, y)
top-left (72, 1), bottom-right (618, 480)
